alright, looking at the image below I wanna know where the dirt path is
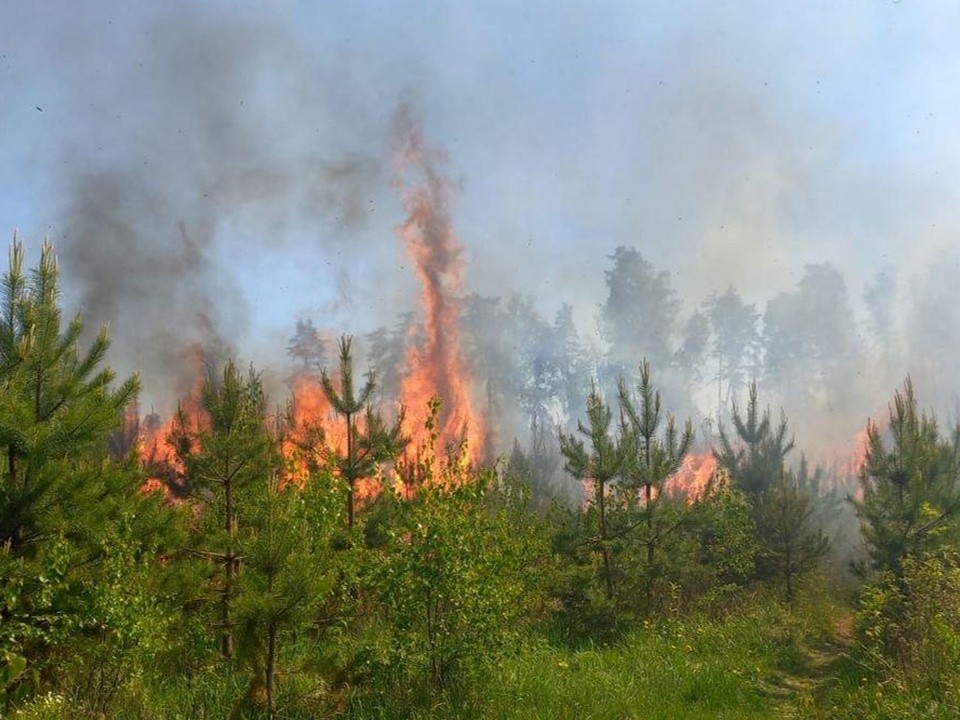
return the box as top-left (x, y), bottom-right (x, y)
top-left (769, 613), bottom-right (855, 718)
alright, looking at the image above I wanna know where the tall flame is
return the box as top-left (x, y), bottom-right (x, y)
top-left (392, 106), bottom-right (485, 462)
top-left (141, 111), bottom-right (488, 496)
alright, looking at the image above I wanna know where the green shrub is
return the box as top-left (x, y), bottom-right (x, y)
top-left (853, 551), bottom-right (960, 700)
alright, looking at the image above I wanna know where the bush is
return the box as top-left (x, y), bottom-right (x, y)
top-left (370, 463), bottom-right (543, 696)
top-left (853, 551), bottom-right (960, 701)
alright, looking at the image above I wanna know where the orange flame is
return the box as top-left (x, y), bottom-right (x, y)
top-left (578, 452), bottom-right (719, 509)
top-left (814, 425), bottom-right (870, 495)
top-left (393, 107), bottom-right (485, 463)
top-left (138, 344), bottom-right (207, 493)
top-left (665, 452), bottom-right (718, 501)
top-left (282, 374), bottom-right (382, 500)
top-left (141, 114), bottom-right (488, 500)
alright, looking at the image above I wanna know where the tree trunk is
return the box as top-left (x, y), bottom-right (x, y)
top-left (222, 478), bottom-right (234, 658)
top-left (598, 477), bottom-right (614, 599)
top-left (785, 548), bottom-right (794, 601)
top-left (645, 483), bottom-right (655, 567)
top-left (346, 410), bottom-right (355, 529)
top-left (7, 445), bottom-right (16, 485)
top-left (266, 621), bottom-right (277, 719)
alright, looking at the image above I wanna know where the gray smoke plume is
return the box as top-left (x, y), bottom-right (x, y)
top-left (3, 1), bottom-right (387, 405)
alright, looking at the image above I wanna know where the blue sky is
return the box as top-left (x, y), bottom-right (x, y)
top-left (1, 0), bottom-right (959, 404)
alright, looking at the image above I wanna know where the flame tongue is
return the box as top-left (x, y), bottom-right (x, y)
top-left (393, 108), bottom-right (484, 462)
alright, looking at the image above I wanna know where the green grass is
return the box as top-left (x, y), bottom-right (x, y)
top-left (9, 588), bottom-right (853, 720)
top-left (811, 652), bottom-right (960, 720)
top-left (345, 589), bottom-right (841, 720)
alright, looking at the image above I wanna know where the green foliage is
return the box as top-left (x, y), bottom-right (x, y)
top-left (821, 552), bottom-right (960, 719)
top-left (601, 246), bottom-right (679, 371)
top-left (0, 652), bottom-right (26, 707)
top-left (503, 415), bottom-right (568, 512)
top-left (232, 473), bottom-right (336, 718)
top-left (541, 503), bottom-right (626, 647)
top-left (0, 241), bottom-right (139, 551)
top-left (854, 552), bottom-right (960, 696)
top-left (755, 472), bottom-right (830, 600)
top-left (703, 286), bottom-right (759, 414)
top-left (320, 335), bottom-right (407, 529)
top-left (853, 379), bottom-right (960, 576)
top-left (56, 511), bottom-right (189, 717)
top-left (617, 359), bottom-right (694, 601)
top-left (559, 382), bottom-right (622, 599)
top-left (762, 263), bottom-right (862, 409)
top-left (175, 361), bottom-right (276, 660)
top-left (715, 382), bottom-right (828, 596)
top-left (4, 239), bottom-right (957, 719)
top-left (0, 240), bottom-right (167, 711)
top-left (371, 438), bottom-right (541, 695)
top-left (715, 381), bottom-right (793, 500)
top-left (558, 362), bottom-right (757, 622)
top-left (693, 481), bottom-right (758, 591)
top-left (342, 587), bottom-right (839, 720)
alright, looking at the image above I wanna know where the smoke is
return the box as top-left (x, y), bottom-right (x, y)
top-left (3, 0), bottom-right (960, 479)
top-left (4, 1), bottom-right (388, 405)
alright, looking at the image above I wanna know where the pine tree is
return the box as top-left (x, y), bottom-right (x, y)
top-left (715, 382), bottom-right (828, 593)
top-left (600, 246), bottom-right (679, 374)
top-left (366, 313), bottom-right (411, 405)
top-left (674, 309), bottom-right (710, 393)
top-left (715, 381), bottom-right (792, 500)
top-left (233, 469), bottom-right (334, 719)
top-left (852, 378), bottom-right (960, 576)
top-left (321, 336), bottom-right (407, 530)
top-left (0, 240), bottom-right (139, 551)
top-left (0, 239), bottom-right (150, 706)
top-left (704, 286), bottom-right (758, 423)
top-left (175, 361), bottom-right (275, 658)
top-left (617, 359), bottom-right (693, 572)
top-left (559, 383), bottom-right (622, 599)
top-left (286, 319), bottom-right (326, 379)
top-left (755, 470), bottom-right (829, 599)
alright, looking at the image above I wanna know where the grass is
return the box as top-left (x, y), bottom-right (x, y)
top-left (15, 585), bottom-right (905, 720)
top-left (344, 587), bottom-right (842, 720)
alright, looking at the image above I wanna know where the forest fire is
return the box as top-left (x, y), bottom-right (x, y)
top-left (138, 344), bottom-right (208, 496)
top-left (665, 452), bottom-right (719, 500)
top-left (139, 111), bottom-right (486, 497)
top-left (283, 375), bottom-right (376, 501)
top-left (392, 107), bottom-right (485, 465)
top-left (812, 426), bottom-right (870, 495)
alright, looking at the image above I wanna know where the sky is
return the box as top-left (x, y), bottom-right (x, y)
top-left (1, 0), bottom-right (960, 412)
